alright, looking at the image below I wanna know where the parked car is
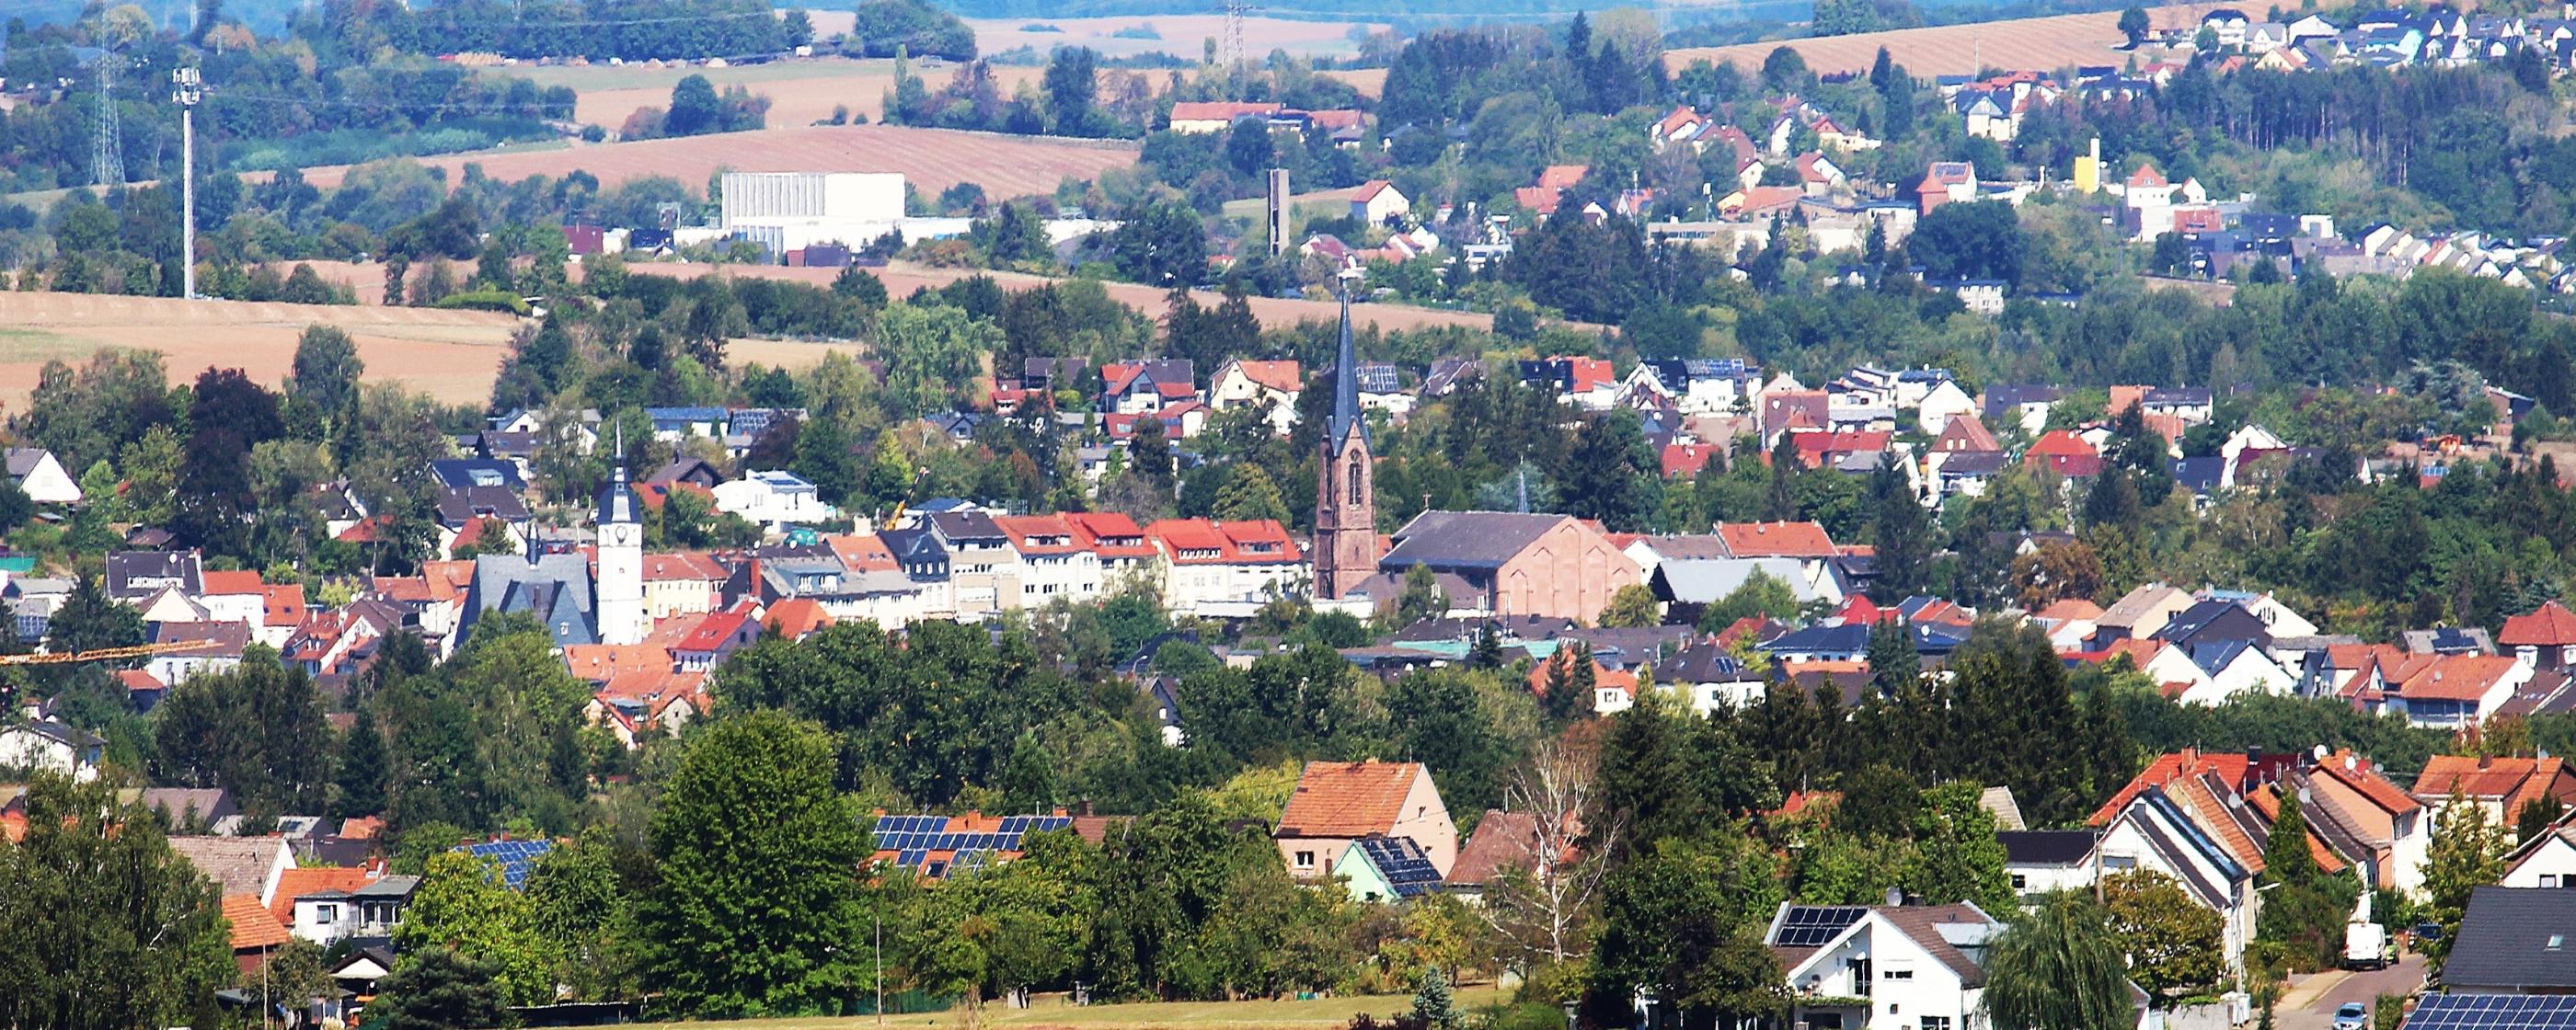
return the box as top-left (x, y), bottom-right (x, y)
top-left (2334, 1002), bottom-right (2369, 1030)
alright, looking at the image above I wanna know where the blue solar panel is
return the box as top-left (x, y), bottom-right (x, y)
top-left (898, 848), bottom-right (926, 866)
top-left (456, 839), bottom-right (555, 890)
top-left (1773, 906), bottom-right (1869, 948)
top-left (2404, 994), bottom-right (2576, 1030)
top-left (1353, 837), bottom-right (1443, 899)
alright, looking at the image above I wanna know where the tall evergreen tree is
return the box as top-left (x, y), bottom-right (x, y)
top-left (1869, 453), bottom-right (1931, 599)
top-left (336, 707), bottom-right (390, 819)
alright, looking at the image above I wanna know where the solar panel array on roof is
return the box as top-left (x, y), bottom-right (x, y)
top-left (869, 814), bottom-right (1075, 878)
top-left (1774, 905), bottom-right (1869, 948)
top-left (457, 839), bottom-right (555, 890)
top-left (2404, 994), bottom-right (2576, 1030)
top-left (1356, 837), bottom-right (1444, 899)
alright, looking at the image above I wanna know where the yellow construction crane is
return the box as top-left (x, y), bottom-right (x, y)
top-left (0, 642), bottom-right (211, 667)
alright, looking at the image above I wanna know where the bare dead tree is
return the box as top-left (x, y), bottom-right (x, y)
top-left (1479, 732), bottom-right (1617, 971)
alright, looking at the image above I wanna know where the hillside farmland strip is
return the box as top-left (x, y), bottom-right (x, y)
top-left (297, 124), bottom-right (1138, 200)
top-left (1664, 5), bottom-right (2220, 78)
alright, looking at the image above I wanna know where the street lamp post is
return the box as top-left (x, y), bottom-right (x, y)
top-left (171, 66), bottom-right (201, 300)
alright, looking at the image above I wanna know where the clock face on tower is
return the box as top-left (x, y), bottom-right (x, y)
top-left (603, 523), bottom-right (638, 547)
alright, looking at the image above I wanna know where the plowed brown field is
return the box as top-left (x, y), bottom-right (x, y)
top-left (297, 124), bottom-right (1138, 200)
top-left (1665, 5), bottom-right (2216, 77)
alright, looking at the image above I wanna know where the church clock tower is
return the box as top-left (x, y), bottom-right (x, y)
top-left (1314, 278), bottom-right (1377, 600)
top-left (594, 428), bottom-right (647, 646)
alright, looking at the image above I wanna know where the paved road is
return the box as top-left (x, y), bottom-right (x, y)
top-left (2279, 955), bottom-right (2427, 1030)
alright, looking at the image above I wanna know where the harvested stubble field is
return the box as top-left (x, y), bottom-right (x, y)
top-left (1664, 5), bottom-right (2217, 77)
top-left (0, 292), bottom-right (523, 410)
top-left (295, 124), bottom-right (1138, 200)
top-left (534, 57), bottom-right (1052, 130)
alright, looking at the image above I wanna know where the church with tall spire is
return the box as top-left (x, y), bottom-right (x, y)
top-left (1314, 280), bottom-right (1377, 600)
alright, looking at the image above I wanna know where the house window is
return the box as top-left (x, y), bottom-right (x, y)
top-left (1849, 957), bottom-right (1870, 995)
top-left (2010, 874), bottom-right (2028, 890)
top-left (1884, 968), bottom-right (1913, 981)
top-left (314, 904), bottom-right (339, 924)
top-left (1922, 1019), bottom-right (1952, 1030)
top-left (1295, 851), bottom-right (1316, 869)
top-left (2546, 875), bottom-right (2562, 888)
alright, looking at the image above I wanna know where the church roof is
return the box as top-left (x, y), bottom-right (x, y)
top-left (465, 553), bottom-right (599, 647)
top-left (596, 429), bottom-right (640, 527)
top-left (1326, 284), bottom-right (1367, 451)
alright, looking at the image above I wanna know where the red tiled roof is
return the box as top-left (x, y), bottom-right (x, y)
top-left (117, 669), bottom-right (166, 692)
top-left (1146, 518), bottom-right (1301, 565)
top-left (1662, 442), bottom-right (1726, 478)
top-left (675, 604), bottom-right (756, 653)
top-left (560, 644), bottom-right (674, 682)
top-left (200, 570), bottom-right (262, 596)
top-left (994, 514), bottom-right (1083, 555)
top-left (2501, 601), bottom-right (2576, 647)
top-left (2396, 654), bottom-right (2520, 703)
top-left (1933, 416), bottom-right (2000, 452)
top-left (1277, 761), bottom-right (1425, 839)
top-left (1225, 360), bottom-right (1304, 393)
top-left (2128, 164), bottom-right (2168, 189)
top-left (2027, 429), bottom-right (2096, 458)
top-left (1718, 521), bottom-right (1837, 559)
top-left (223, 893), bottom-right (291, 952)
top-left (261, 584), bottom-right (306, 626)
top-left (1536, 165), bottom-right (1590, 190)
top-left (270, 865), bottom-right (375, 924)
top-left (2312, 750), bottom-right (2421, 817)
top-left (826, 533), bottom-right (899, 572)
top-left (1064, 512), bottom-right (1158, 560)
top-left (2416, 756), bottom-right (2574, 815)
top-left (2035, 599), bottom-right (2104, 623)
top-left (763, 599), bottom-right (834, 639)
top-left (2088, 749), bottom-right (2255, 826)
top-left (641, 552), bottom-right (728, 582)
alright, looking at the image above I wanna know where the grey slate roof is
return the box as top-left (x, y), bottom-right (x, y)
top-left (2444, 887), bottom-right (2576, 990)
top-left (106, 550), bottom-right (203, 600)
top-left (462, 553), bottom-right (598, 647)
top-left (1381, 511), bottom-right (1568, 572)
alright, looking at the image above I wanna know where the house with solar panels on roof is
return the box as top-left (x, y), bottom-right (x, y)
top-left (1274, 761), bottom-right (1457, 885)
top-left (867, 812), bottom-right (1077, 880)
top-left (454, 838), bottom-right (556, 890)
top-left (1333, 836), bottom-right (1445, 903)
top-left (1763, 899), bottom-right (2017, 1030)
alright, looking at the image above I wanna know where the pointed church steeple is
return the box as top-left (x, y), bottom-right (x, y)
top-left (1314, 272), bottom-right (1377, 601)
top-left (1327, 282), bottom-right (1366, 450)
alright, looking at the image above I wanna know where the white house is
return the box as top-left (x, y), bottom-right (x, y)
top-left (1765, 900), bottom-right (2005, 1030)
top-left (0, 720), bottom-right (103, 782)
top-left (1148, 518), bottom-right (1306, 618)
top-left (1207, 359), bottom-right (1304, 436)
top-left (710, 470), bottom-right (837, 530)
top-left (1350, 180), bottom-right (1409, 224)
top-left (2001, 830), bottom-right (2102, 904)
top-left (292, 876), bottom-right (419, 946)
top-left (2503, 822), bottom-right (2576, 889)
top-left (2097, 787), bottom-right (2259, 976)
top-left (995, 514), bottom-right (1105, 607)
top-left (4, 448), bottom-right (82, 505)
top-left (1915, 379), bottom-right (1978, 435)
top-left (2141, 639), bottom-right (2294, 706)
